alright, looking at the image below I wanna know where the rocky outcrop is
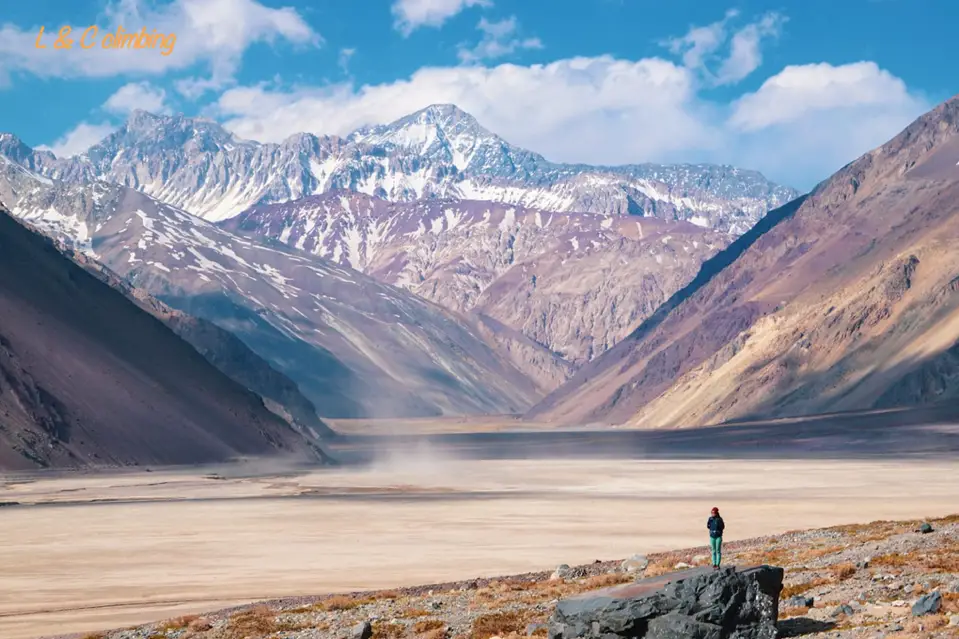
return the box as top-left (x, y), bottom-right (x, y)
top-left (549, 566), bottom-right (783, 639)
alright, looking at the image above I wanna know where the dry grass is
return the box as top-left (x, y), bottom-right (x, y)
top-left (871, 539), bottom-right (959, 573)
top-left (417, 628), bottom-right (449, 639)
top-left (322, 594), bottom-right (377, 611)
top-left (80, 634), bottom-right (106, 639)
top-left (778, 606), bottom-right (811, 619)
top-left (475, 572), bottom-right (632, 609)
top-left (373, 620), bottom-right (407, 638)
top-left (400, 608), bottom-right (434, 619)
top-left (470, 610), bottom-right (532, 639)
top-left (223, 605), bottom-right (278, 637)
top-left (829, 562), bottom-right (857, 581)
top-left (158, 614), bottom-right (200, 631)
top-left (643, 553), bottom-right (690, 578)
top-left (780, 577), bottom-right (831, 599)
top-left (413, 619), bottom-right (447, 633)
top-left (732, 546), bottom-right (790, 566)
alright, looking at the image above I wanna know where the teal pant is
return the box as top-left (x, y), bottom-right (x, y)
top-left (710, 536), bottom-right (723, 566)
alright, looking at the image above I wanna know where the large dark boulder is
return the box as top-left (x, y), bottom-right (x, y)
top-left (548, 565), bottom-right (783, 639)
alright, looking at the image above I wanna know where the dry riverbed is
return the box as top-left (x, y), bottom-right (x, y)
top-left (1, 459), bottom-right (957, 639)
top-left (58, 514), bottom-right (959, 639)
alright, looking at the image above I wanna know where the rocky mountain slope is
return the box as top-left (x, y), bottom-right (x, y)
top-left (2, 105), bottom-right (798, 233)
top-left (224, 192), bottom-right (732, 364)
top-left (50, 238), bottom-right (336, 440)
top-left (0, 164), bottom-right (553, 418)
top-left (0, 203), bottom-right (324, 471)
top-left (527, 94), bottom-right (959, 427)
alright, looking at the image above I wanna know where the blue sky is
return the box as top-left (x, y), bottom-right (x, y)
top-left (0, 0), bottom-right (955, 190)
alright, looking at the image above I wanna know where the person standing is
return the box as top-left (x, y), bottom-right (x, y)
top-left (707, 507), bottom-right (725, 570)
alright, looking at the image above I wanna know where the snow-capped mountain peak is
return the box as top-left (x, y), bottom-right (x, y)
top-left (349, 103), bottom-right (509, 173)
top-left (0, 105), bottom-right (801, 231)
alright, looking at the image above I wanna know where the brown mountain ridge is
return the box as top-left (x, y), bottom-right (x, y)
top-left (527, 93), bottom-right (959, 428)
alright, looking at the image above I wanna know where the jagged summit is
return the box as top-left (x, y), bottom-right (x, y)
top-left (1, 106), bottom-right (798, 229)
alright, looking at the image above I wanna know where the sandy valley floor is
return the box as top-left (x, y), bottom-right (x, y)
top-left (1, 457), bottom-right (958, 639)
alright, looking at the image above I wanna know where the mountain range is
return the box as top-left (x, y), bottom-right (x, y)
top-left (0, 105), bottom-right (797, 424)
top-left (224, 192), bottom-right (732, 364)
top-left (1, 90), bottom-right (958, 469)
top-left (2, 105), bottom-right (798, 232)
top-left (528, 94), bottom-right (959, 427)
top-left (0, 164), bottom-right (549, 419)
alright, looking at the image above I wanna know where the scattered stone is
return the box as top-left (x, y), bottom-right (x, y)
top-left (353, 620), bottom-right (373, 639)
top-left (692, 554), bottom-right (710, 565)
top-left (918, 522), bottom-right (934, 534)
top-left (911, 591), bottom-right (941, 616)
top-left (856, 557), bottom-right (870, 569)
top-left (551, 564), bottom-right (573, 581)
top-left (832, 604), bottom-right (855, 617)
top-left (619, 554), bottom-right (649, 574)
top-left (784, 595), bottom-right (814, 608)
top-left (949, 580), bottom-right (959, 594)
top-left (673, 562), bottom-right (691, 569)
top-left (431, 601), bottom-right (443, 610)
top-left (948, 614), bottom-right (959, 626)
top-left (526, 622), bottom-right (547, 635)
top-left (549, 565), bottom-right (784, 639)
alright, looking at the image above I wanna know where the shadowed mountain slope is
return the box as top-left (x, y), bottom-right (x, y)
top-left (0, 204), bottom-right (323, 470)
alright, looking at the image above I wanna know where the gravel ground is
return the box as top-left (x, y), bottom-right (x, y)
top-left (55, 514), bottom-right (959, 639)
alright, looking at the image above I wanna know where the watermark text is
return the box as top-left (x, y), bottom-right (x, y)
top-left (35, 26), bottom-right (176, 56)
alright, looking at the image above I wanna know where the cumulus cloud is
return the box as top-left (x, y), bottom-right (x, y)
top-left (457, 17), bottom-right (543, 63)
top-left (103, 81), bottom-right (170, 115)
top-left (726, 62), bottom-right (930, 186)
top-left (0, 0), bottom-right (320, 91)
top-left (211, 55), bottom-right (929, 190)
top-left (392, 0), bottom-right (492, 36)
top-left (665, 9), bottom-right (786, 86)
top-left (35, 122), bottom-right (115, 158)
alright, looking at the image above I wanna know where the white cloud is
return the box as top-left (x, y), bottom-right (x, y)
top-left (211, 56), bottom-right (929, 190)
top-left (665, 9), bottom-right (785, 86)
top-left (729, 62), bottom-right (920, 131)
top-left (457, 17), bottom-right (543, 63)
top-left (726, 62), bottom-right (929, 186)
top-left (36, 122), bottom-right (115, 158)
top-left (338, 48), bottom-right (356, 75)
top-left (391, 0), bottom-right (492, 36)
top-left (0, 0), bottom-right (320, 92)
top-left (103, 81), bottom-right (170, 115)
top-left (666, 9), bottom-right (738, 71)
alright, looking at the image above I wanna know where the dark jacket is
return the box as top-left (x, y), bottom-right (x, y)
top-left (707, 515), bottom-right (725, 538)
